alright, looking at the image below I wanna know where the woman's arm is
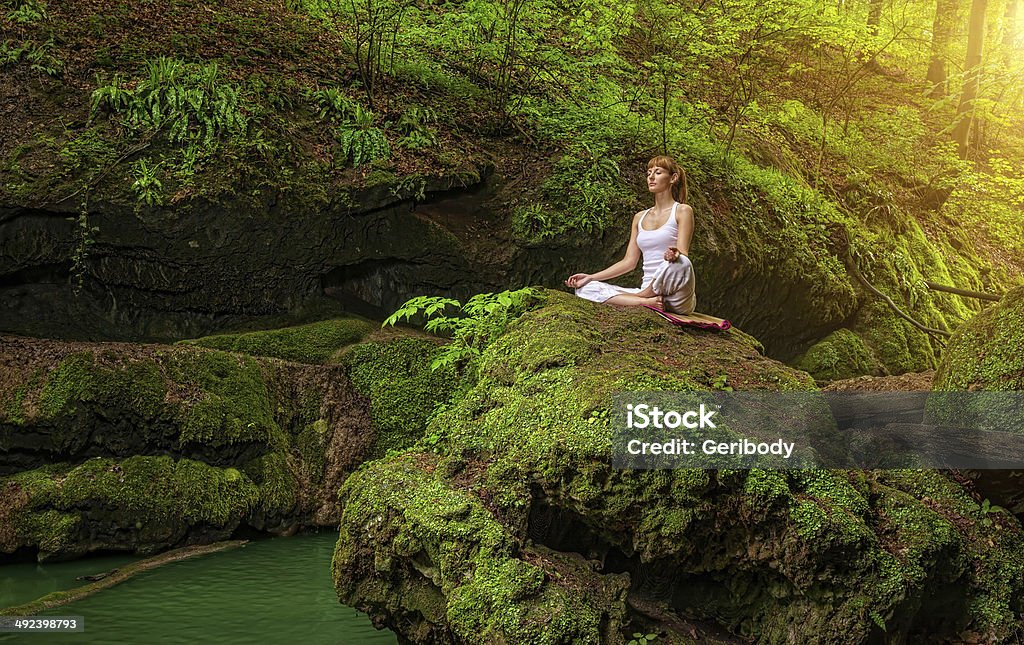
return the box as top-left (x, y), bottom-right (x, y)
top-left (566, 212), bottom-right (643, 287)
top-left (664, 204), bottom-right (694, 262)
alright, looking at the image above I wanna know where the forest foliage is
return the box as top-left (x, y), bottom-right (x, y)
top-left (0, 0), bottom-right (1022, 368)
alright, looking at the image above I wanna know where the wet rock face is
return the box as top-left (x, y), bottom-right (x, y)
top-left (0, 171), bottom-right (615, 343)
top-left (332, 292), bottom-right (1024, 644)
top-left (0, 189), bottom-right (471, 340)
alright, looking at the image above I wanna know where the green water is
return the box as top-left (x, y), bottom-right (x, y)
top-left (0, 533), bottom-right (396, 644)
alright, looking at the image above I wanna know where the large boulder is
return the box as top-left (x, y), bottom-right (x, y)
top-left (931, 286), bottom-right (1024, 523)
top-left (334, 292), bottom-right (1024, 643)
top-left (934, 285), bottom-right (1024, 391)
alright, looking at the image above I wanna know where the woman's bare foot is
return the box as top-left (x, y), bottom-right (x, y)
top-left (643, 296), bottom-right (664, 308)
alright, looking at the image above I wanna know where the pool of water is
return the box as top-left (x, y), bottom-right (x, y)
top-left (0, 532), bottom-right (396, 644)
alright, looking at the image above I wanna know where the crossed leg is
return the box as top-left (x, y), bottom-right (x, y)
top-left (605, 284), bottom-right (662, 308)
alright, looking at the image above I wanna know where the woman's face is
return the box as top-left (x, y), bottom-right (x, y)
top-left (646, 166), bottom-right (676, 194)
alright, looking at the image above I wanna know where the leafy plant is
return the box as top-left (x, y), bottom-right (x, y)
top-left (130, 159), bottom-right (164, 206)
top-left (389, 175), bottom-right (427, 201)
top-left (395, 106), bottom-right (439, 149)
top-left (1, 39), bottom-right (61, 76)
top-left (306, 86), bottom-right (355, 122)
top-left (627, 633), bottom-right (658, 645)
top-left (335, 104), bottom-right (390, 167)
top-left (6, 0), bottom-right (46, 23)
top-left (512, 203), bottom-right (556, 241)
top-left (383, 288), bottom-right (543, 372)
top-left (91, 57), bottom-right (251, 149)
top-left (980, 498), bottom-right (1006, 527)
top-left (68, 210), bottom-right (99, 294)
top-left (711, 374), bottom-right (734, 391)
top-left (536, 141), bottom-right (628, 238)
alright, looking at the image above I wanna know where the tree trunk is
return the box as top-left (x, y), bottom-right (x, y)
top-left (1003, 0), bottom-right (1019, 66)
top-left (926, 0), bottom-right (958, 97)
top-left (952, 0), bottom-right (988, 158)
top-left (867, 0), bottom-right (884, 34)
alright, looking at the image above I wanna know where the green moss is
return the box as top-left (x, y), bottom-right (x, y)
top-left (164, 350), bottom-right (284, 449)
top-left (3, 456), bottom-right (268, 558)
top-left (1, 369), bottom-right (45, 425)
top-left (795, 328), bottom-right (884, 381)
top-left (853, 300), bottom-right (937, 375)
top-left (341, 337), bottom-right (460, 457)
top-left (14, 510), bottom-right (81, 556)
top-left (182, 318), bottom-right (374, 364)
top-left (846, 219), bottom-right (992, 376)
top-left (55, 456), bottom-right (260, 525)
top-left (243, 452), bottom-right (298, 515)
top-left (294, 418), bottom-right (328, 483)
top-left (35, 352), bottom-right (167, 422)
top-left (334, 452), bottom-right (626, 643)
top-left (934, 286), bottom-right (1024, 390)
top-left (787, 470), bottom-right (871, 545)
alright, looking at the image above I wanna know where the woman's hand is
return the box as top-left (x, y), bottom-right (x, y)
top-left (663, 247), bottom-right (683, 262)
top-left (565, 273), bottom-right (592, 289)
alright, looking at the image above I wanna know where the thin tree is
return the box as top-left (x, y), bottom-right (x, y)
top-left (1002, 0), bottom-right (1019, 66)
top-left (926, 0), bottom-right (958, 97)
top-left (951, 0), bottom-right (988, 158)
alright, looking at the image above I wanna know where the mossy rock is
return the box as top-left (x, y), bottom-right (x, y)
top-left (1, 456), bottom-right (262, 560)
top-left (333, 291), bottom-right (1024, 643)
top-left (794, 328), bottom-right (885, 381)
top-left (930, 286), bottom-right (1024, 522)
top-left (0, 343), bottom-right (286, 471)
top-left (0, 334), bottom-right (388, 559)
top-left (934, 286), bottom-right (1024, 390)
top-left (338, 336), bottom-right (461, 458)
top-left (334, 452), bottom-right (630, 644)
top-left (181, 317), bottom-right (375, 364)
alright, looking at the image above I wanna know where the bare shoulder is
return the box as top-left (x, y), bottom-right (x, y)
top-left (675, 203), bottom-right (694, 222)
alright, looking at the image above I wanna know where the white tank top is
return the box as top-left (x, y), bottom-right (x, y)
top-left (637, 203), bottom-right (679, 287)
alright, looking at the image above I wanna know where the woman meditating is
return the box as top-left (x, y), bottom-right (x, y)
top-left (565, 155), bottom-right (697, 314)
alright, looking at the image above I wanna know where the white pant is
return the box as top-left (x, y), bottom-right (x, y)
top-left (575, 257), bottom-right (696, 314)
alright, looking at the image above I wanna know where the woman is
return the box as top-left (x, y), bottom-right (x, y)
top-left (565, 155), bottom-right (697, 314)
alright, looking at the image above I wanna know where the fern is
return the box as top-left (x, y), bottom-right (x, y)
top-left (306, 86), bottom-right (355, 122)
top-left (130, 158), bottom-right (164, 206)
top-left (90, 57), bottom-right (251, 151)
top-left (383, 288), bottom-right (544, 372)
top-left (335, 105), bottom-right (390, 167)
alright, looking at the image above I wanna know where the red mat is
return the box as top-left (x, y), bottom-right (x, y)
top-left (644, 306), bottom-right (732, 331)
